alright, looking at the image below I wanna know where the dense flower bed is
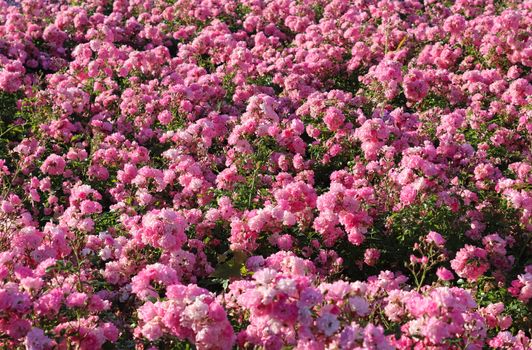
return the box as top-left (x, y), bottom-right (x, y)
top-left (0, 0), bottom-right (531, 349)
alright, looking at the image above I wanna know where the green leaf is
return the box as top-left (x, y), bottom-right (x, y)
top-left (210, 250), bottom-right (248, 279)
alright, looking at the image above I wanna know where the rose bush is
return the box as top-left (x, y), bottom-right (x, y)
top-left (0, 0), bottom-right (531, 349)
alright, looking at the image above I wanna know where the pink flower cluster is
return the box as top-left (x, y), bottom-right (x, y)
top-left (135, 283), bottom-right (235, 350)
top-left (225, 252), bottom-right (398, 349)
top-left (0, 0), bottom-right (530, 348)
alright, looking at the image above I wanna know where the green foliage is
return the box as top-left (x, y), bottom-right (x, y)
top-left (218, 4), bottom-right (251, 32)
top-left (118, 336), bottom-right (196, 350)
top-left (196, 54), bottom-right (217, 73)
top-left (46, 259), bottom-right (76, 274)
top-left (475, 277), bottom-right (531, 335)
top-left (327, 67), bottom-right (364, 93)
top-left (419, 92), bottom-right (449, 111)
top-left (223, 135), bottom-right (277, 210)
top-left (311, 149), bottom-right (358, 195)
top-left (359, 195), bottom-right (467, 278)
top-left (208, 250), bottom-right (250, 291)
top-left (128, 246), bottom-right (163, 266)
top-left (461, 42), bottom-right (490, 68)
top-left (0, 91), bottom-right (24, 160)
top-left (246, 74), bottom-right (282, 95)
top-left (312, 4), bottom-right (325, 22)
top-left (222, 72), bottom-right (237, 103)
top-left (93, 210), bottom-right (121, 234)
